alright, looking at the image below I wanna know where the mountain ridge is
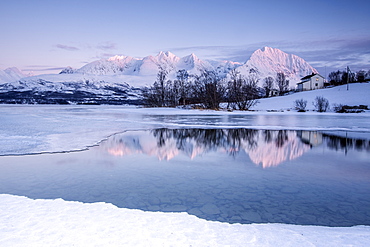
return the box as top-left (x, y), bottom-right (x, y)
top-left (0, 47), bottom-right (318, 104)
top-left (69, 47), bottom-right (317, 88)
top-left (1, 47), bottom-right (317, 88)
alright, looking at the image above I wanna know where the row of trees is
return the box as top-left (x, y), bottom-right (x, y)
top-left (142, 68), bottom-right (292, 109)
top-left (328, 69), bottom-right (370, 86)
top-left (142, 68), bottom-right (262, 110)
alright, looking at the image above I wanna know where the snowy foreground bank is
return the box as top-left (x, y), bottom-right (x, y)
top-left (1, 194), bottom-right (369, 246)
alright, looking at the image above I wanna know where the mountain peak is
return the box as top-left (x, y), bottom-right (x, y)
top-left (256, 47), bottom-right (282, 55)
top-left (260, 46), bottom-right (270, 52)
top-left (108, 55), bottom-right (127, 61)
top-left (244, 47), bottom-right (318, 88)
top-left (183, 53), bottom-right (199, 61)
top-left (154, 51), bottom-right (180, 71)
top-left (156, 51), bottom-right (176, 58)
top-left (59, 66), bottom-right (75, 74)
top-left (190, 53), bottom-right (199, 59)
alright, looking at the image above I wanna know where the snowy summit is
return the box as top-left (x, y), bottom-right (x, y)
top-left (241, 47), bottom-right (318, 88)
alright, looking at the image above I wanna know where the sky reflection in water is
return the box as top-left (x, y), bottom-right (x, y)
top-left (0, 129), bottom-right (369, 227)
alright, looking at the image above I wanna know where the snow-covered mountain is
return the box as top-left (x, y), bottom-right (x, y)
top-left (0, 48), bottom-right (317, 87)
top-left (237, 47), bottom-right (318, 88)
top-left (0, 67), bottom-right (28, 83)
top-left (0, 47), bottom-right (318, 104)
top-left (0, 73), bottom-right (137, 104)
top-left (70, 47), bottom-right (316, 88)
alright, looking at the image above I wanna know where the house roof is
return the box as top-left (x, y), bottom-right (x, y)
top-left (300, 73), bottom-right (324, 80)
top-left (297, 81), bottom-right (307, 85)
top-left (297, 73), bottom-right (325, 85)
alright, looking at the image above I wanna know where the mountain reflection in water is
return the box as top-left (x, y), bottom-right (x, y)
top-left (100, 129), bottom-right (370, 168)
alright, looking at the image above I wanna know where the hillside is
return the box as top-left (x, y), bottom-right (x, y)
top-left (254, 83), bottom-right (370, 111)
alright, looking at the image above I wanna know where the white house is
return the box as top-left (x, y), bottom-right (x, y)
top-left (297, 73), bottom-right (325, 91)
top-left (297, 131), bottom-right (323, 147)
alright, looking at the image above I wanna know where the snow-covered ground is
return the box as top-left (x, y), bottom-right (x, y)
top-left (1, 83), bottom-right (370, 246)
top-left (1, 194), bottom-right (369, 247)
top-left (254, 83), bottom-right (370, 111)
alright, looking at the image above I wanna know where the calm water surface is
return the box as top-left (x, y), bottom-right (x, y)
top-left (1, 128), bottom-right (369, 227)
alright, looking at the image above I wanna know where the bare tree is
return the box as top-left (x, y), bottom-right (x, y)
top-left (165, 79), bottom-right (178, 107)
top-left (175, 69), bottom-right (190, 105)
top-left (200, 70), bottom-right (225, 109)
top-left (294, 99), bottom-right (307, 112)
top-left (356, 70), bottom-right (366, 82)
top-left (226, 70), bottom-right (259, 111)
top-left (156, 66), bottom-right (168, 106)
top-left (141, 66), bottom-right (169, 107)
top-left (141, 82), bottom-right (162, 107)
top-left (328, 70), bottom-right (343, 86)
top-left (227, 69), bottom-right (243, 109)
top-left (313, 96), bottom-right (329, 112)
top-left (276, 72), bottom-right (288, 96)
top-left (366, 70), bottom-right (370, 81)
top-left (241, 74), bottom-right (259, 110)
top-left (263, 76), bottom-right (274, 97)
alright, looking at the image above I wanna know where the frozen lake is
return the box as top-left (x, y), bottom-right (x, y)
top-left (1, 128), bottom-right (369, 227)
top-left (1, 105), bottom-right (370, 156)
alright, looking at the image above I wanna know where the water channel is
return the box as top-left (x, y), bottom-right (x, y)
top-left (1, 128), bottom-right (369, 226)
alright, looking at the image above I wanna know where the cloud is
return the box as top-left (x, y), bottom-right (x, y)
top-left (55, 44), bottom-right (79, 51)
top-left (23, 65), bottom-right (68, 73)
top-left (170, 45), bottom-right (255, 63)
top-left (287, 37), bottom-right (370, 73)
top-left (171, 37), bottom-right (370, 75)
top-left (87, 53), bottom-right (118, 62)
top-left (100, 53), bottom-right (116, 58)
top-left (54, 41), bottom-right (117, 52)
top-left (97, 42), bottom-right (117, 50)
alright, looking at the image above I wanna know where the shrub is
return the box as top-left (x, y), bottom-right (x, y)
top-left (294, 99), bottom-right (307, 112)
top-left (332, 104), bottom-right (367, 113)
top-left (313, 96), bottom-right (329, 112)
top-left (332, 103), bottom-right (344, 113)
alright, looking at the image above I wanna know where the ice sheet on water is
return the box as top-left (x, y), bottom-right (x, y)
top-left (1, 105), bottom-right (370, 155)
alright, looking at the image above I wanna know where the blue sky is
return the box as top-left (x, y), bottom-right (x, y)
top-left (0, 0), bottom-right (369, 76)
